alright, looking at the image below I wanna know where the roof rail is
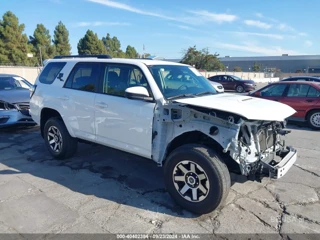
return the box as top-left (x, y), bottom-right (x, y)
top-left (53, 54), bottom-right (112, 59)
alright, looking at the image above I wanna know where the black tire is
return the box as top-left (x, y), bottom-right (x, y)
top-left (307, 110), bottom-right (320, 130)
top-left (235, 85), bottom-right (244, 93)
top-left (164, 144), bottom-right (231, 214)
top-left (43, 117), bottom-right (78, 159)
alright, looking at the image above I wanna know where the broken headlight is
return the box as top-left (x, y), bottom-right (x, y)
top-left (0, 100), bottom-right (16, 110)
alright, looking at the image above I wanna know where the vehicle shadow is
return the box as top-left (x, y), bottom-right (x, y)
top-left (0, 127), bottom-right (246, 218)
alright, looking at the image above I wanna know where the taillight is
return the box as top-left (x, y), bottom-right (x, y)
top-left (30, 84), bottom-right (37, 98)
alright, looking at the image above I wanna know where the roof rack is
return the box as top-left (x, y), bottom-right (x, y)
top-left (53, 54), bottom-right (112, 59)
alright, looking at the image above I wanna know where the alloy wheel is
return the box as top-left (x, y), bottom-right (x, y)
top-left (47, 126), bottom-right (63, 153)
top-left (310, 112), bottom-right (320, 128)
top-left (172, 160), bottom-right (210, 202)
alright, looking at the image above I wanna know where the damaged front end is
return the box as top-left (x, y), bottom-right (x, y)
top-left (152, 101), bottom-right (297, 182)
top-left (226, 119), bottom-right (297, 180)
top-left (0, 100), bottom-right (34, 127)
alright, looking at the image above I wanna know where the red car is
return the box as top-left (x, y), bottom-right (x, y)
top-left (249, 81), bottom-right (320, 129)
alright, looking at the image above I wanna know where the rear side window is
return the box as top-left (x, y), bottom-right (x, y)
top-left (64, 62), bottom-right (100, 92)
top-left (287, 84), bottom-right (309, 97)
top-left (307, 86), bottom-right (320, 97)
top-left (39, 62), bottom-right (66, 84)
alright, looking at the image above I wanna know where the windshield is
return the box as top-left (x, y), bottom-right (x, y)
top-left (148, 65), bottom-right (217, 99)
top-left (0, 76), bottom-right (31, 90)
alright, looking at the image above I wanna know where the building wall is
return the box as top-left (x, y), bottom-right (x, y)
top-left (220, 56), bottom-right (320, 73)
top-left (276, 72), bottom-right (320, 80)
top-left (0, 66), bottom-right (41, 84)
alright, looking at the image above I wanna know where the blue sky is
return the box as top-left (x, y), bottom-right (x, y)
top-left (2, 0), bottom-right (319, 58)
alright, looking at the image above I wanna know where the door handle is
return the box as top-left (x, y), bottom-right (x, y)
top-left (57, 96), bottom-right (69, 100)
top-left (306, 99), bottom-right (314, 102)
top-left (274, 99), bottom-right (279, 101)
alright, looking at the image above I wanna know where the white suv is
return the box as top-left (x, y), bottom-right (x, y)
top-left (30, 55), bottom-right (297, 214)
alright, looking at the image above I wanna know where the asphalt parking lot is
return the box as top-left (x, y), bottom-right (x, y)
top-left (0, 119), bottom-right (319, 237)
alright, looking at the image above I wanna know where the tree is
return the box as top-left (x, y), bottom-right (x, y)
top-left (102, 33), bottom-right (125, 57)
top-left (29, 24), bottom-right (56, 64)
top-left (0, 11), bottom-right (33, 65)
top-left (180, 46), bottom-right (224, 71)
top-left (53, 21), bottom-right (71, 56)
top-left (295, 69), bottom-right (302, 73)
top-left (125, 45), bottom-right (138, 58)
top-left (233, 66), bottom-right (242, 72)
top-left (77, 30), bottom-right (107, 55)
top-left (252, 62), bottom-right (261, 72)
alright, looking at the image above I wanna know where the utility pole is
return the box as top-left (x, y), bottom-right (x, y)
top-left (39, 45), bottom-right (43, 67)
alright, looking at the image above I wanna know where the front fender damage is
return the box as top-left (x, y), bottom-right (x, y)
top-left (151, 102), bottom-right (296, 181)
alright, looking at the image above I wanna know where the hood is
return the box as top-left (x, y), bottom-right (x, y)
top-left (0, 89), bottom-right (30, 104)
top-left (174, 93), bottom-right (296, 121)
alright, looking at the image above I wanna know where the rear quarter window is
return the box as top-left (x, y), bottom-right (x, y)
top-left (39, 62), bottom-right (66, 84)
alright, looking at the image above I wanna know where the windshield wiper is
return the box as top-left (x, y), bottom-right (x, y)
top-left (167, 94), bottom-right (195, 100)
top-left (195, 91), bottom-right (215, 96)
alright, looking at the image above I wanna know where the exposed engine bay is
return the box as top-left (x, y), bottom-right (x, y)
top-left (152, 102), bottom-right (296, 181)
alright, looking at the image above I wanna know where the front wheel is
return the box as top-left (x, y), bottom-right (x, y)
top-left (307, 110), bottom-right (320, 130)
top-left (43, 117), bottom-right (78, 159)
top-left (164, 144), bottom-right (231, 214)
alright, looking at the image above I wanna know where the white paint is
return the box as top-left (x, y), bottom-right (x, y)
top-left (125, 86), bottom-right (150, 97)
top-left (174, 93), bottom-right (296, 121)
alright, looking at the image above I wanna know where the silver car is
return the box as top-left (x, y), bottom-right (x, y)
top-left (0, 74), bottom-right (35, 128)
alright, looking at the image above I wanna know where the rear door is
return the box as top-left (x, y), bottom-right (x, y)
top-left (220, 75), bottom-right (231, 90)
top-left (281, 83), bottom-right (320, 119)
top-left (227, 76), bottom-right (237, 89)
top-left (61, 62), bottom-right (100, 141)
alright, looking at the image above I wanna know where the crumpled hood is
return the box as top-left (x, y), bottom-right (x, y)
top-left (0, 89), bottom-right (30, 103)
top-left (174, 93), bottom-right (296, 121)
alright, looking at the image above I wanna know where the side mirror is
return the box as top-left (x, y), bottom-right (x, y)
top-left (125, 86), bottom-right (153, 102)
top-left (57, 73), bottom-right (64, 81)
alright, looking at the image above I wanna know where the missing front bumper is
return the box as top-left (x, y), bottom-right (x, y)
top-left (262, 146), bottom-right (297, 179)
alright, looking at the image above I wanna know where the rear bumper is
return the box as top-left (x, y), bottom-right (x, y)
top-left (262, 146), bottom-right (297, 179)
top-left (0, 109), bottom-right (35, 128)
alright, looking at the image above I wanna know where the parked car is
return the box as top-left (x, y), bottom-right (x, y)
top-left (0, 74), bottom-right (35, 128)
top-left (207, 75), bottom-right (256, 93)
top-left (281, 76), bottom-right (320, 82)
top-left (249, 81), bottom-right (320, 129)
top-left (30, 55), bottom-right (297, 214)
top-left (209, 81), bottom-right (224, 93)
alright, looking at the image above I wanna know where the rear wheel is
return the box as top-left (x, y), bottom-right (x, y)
top-left (43, 117), bottom-right (78, 159)
top-left (164, 144), bottom-right (231, 214)
top-left (235, 85), bottom-right (244, 93)
top-left (307, 110), bottom-right (320, 130)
